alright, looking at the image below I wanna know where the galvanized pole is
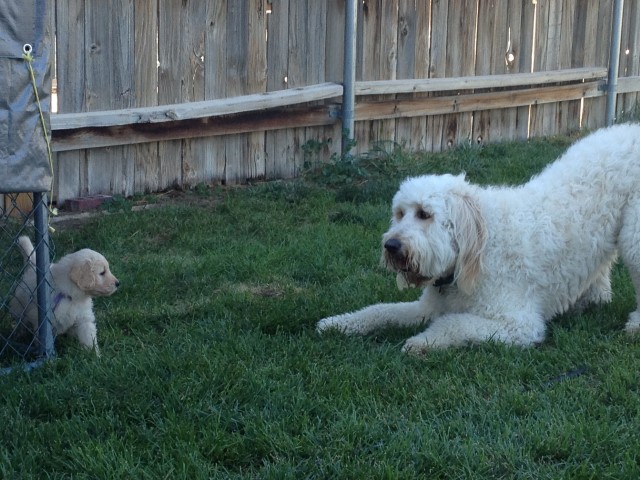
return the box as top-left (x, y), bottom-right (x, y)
top-left (606, 0), bottom-right (624, 126)
top-left (33, 192), bottom-right (55, 359)
top-left (342, 0), bottom-right (358, 153)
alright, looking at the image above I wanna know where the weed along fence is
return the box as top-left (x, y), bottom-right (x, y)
top-left (49, 0), bottom-right (640, 205)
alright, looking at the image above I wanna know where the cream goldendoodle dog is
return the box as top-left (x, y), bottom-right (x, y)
top-left (317, 124), bottom-right (640, 354)
top-left (9, 236), bottom-right (120, 354)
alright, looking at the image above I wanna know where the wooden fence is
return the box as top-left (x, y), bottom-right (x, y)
top-left (49, 0), bottom-right (640, 204)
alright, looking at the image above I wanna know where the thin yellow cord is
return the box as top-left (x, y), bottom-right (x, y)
top-left (22, 46), bottom-right (57, 230)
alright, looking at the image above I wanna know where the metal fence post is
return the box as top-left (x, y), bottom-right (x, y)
top-left (342, 0), bottom-right (358, 154)
top-left (33, 191), bottom-right (54, 359)
top-left (606, 0), bottom-right (624, 126)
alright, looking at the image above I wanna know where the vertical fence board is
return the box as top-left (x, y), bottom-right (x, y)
top-left (133, 0), bottom-right (159, 194)
top-left (474, 0), bottom-right (508, 145)
top-left (85, 0), bottom-right (135, 197)
top-left (182, 0), bottom-right (208, 186)
top-left (441, 0), bottom-right (477, 147)
top-left (427, 0), bottom-right (448, 151)
top-left (531, 0), bottom-right (566, 137)
top-left (503, 0), bottom-right (529, 140)
top-left (265, 0), bottom-right (294, 178)
top-left (354, 0), bottom-right (378, 152)
top-left (619, 1), bottom-right (640, 119)
top-left (247, 0), bottom-right (268, 179)
top-left (54, 0), bottom-right (85, 202)
top-left (558, 0), bottom-right (581, 134)
top-left (396, 0), bottom-right (418, 149)
top-left (322, 0), bottom-right (345, 160)
top-left (514, 0), bottom-right (535, 139)
top-left (158, 1), bottom-right (187, 188)
top-left (356, 0), bottom-right (399, 154)
top-left (304, 0), bottom-right (330, 165)
top-left (285, 0), bottom-right (310, 172)
top-left (411, 1), bottom-right (431, 151)
top-left (582, 0), bottom-right (611, 129)
top-left (202, 0), bottom-right (228, 184)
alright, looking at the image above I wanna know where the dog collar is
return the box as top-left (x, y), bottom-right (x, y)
top-left (433, 272), bottom-right (455, 291)
top-left (52, 292), bottom-right (71, 312)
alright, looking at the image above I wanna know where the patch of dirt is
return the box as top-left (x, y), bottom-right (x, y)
top-left (50, 187), bottom-right (227, 230)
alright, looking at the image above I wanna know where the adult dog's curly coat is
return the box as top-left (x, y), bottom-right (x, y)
top-left (317, 124), bottom-right (640, 354)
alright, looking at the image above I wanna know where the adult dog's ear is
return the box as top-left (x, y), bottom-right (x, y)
top-left (70, 259), bottom-right (96, 291)
top-left (449, 192), bottom-right (486, 294)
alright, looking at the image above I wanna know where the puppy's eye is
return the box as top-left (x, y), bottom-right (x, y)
top-left (395, 210), bottom-right (404, 220)
top-left (100, 270), bottom-right (106, 276)
top-left (416, 209), bottom-right (432, 220)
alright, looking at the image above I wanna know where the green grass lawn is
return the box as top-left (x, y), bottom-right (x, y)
top-left (2, 135), bottom-right (640, 479)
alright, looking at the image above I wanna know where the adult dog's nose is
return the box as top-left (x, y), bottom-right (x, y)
top-left (384, 238), bottom-right (402, 255)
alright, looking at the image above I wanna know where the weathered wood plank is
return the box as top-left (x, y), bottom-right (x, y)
top-left (619, 0), bottom-right (640, 120)
top-left (474, 0), bottom-right (517, 144)
top-left (53, 105), bottom-right (339, 153)
top-left (133, 0), bottom-right (159, 194)
top-left (355, 81), bottom-right (604, 120)
top-left (286, 0), bottom-right (310, 174)
top-left (354, 0), bottom-right (378, 153)
top-left (441, 0), bottom-right (477, 148)
top-left (201, 0), bottom-right (228, 184)
top-left (426, 0), bottom-right (448, 151)
top-left (321, 0), bottom-right (344, 162)
top-left (54, 0), bottom-right (85, 203)
top-left (157, 0), bottom-right (187, 188)
top-left (265, 0), bottom-right (291, 178)
top-left (325, 0), bottom-right (345, 83)
top-left (182, 0), bottom-right (208, 187)
top-left (84, 0), bottom-right (135, 198)
top-left (355, 67), bottom-right (608, 95)
top-left (409, 0), bottom-right (431, 151)
top-left (246, 0), bottom-right (268, 180)
top-left (582, 0), bottom-right (611, 129)
top-left (52, 83), bottom-right (343, 130)
top-left (395, 0), bottom-right (418, 149)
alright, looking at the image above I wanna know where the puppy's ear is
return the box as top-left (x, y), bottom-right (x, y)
top-left (70, 259), bottom-right (96, 290)
top-left (450, 192), bottom-right (486, 294)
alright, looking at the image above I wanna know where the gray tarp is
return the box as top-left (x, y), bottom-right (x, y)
top-left (0, 0), bottom-right (52, 192)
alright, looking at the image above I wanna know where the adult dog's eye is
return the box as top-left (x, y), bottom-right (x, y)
top-left (395, 210), bottom-right (404, 220)
top-left (100, 270), bottom-right (106, 276)
top-left (416, 209), bottom-right (432, 220)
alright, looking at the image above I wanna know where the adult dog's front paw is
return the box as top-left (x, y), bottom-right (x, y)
top-left (317, 315), bottom-right (346, 333)
top-left (401, 336), bottom-right (430, 356)
top-left (316, 314), bottom-right (362, 335)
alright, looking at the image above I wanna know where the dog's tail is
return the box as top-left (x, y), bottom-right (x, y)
top-left (17, 236), bottom-right (36, 266)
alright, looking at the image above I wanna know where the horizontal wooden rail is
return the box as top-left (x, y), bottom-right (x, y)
top-left (52, 105), bottom-right (340, 152)
top-left (51, 83), bottom-right (343, 130)
top-left (617, 76), bottom-right (640, 94)
top-left (355, 81), bottom-right (605, 120)
top-left (355, 67), bottom-right (608, 95)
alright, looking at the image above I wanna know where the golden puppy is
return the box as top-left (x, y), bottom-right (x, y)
top-left (9, 236), bottom-right (119, 354)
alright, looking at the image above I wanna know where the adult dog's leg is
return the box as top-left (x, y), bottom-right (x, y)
top-left (317, 301), bottom-right (429, 335)
top-left (402, 310), bottom-right (546, 354)
top-left (619, 198), bottom-right (640, 334)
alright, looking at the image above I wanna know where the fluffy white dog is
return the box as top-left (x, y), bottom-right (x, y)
top-left (9, 236), bottom-right (120, 354)
top-left (317, 124), bottom-right (640, 353)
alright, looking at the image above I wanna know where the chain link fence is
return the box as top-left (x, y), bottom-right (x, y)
top-left (0, 193), bottom-right (55, 373)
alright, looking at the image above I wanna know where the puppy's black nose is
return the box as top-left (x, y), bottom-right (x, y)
top-left (384, 238), bottom-right (402, 254)
top-left (115, 281), bottom-right (120, 288)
